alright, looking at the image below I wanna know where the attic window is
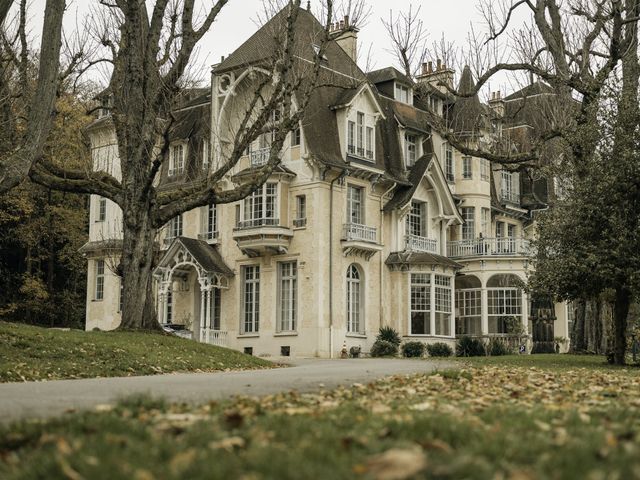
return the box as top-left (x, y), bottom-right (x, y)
top-left (312, 44), bottom-right (328, 61)
top-left (395, 83), bottom-right (411, 104)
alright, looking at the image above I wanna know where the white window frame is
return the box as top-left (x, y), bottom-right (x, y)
top-left (480, 159), bottom-right (490, 181)
top-left (481, 207), bottom-right (490, 236)
top-left (462, 156), bottom-right (473, 179)
top-left (168, 214), bottom-right (183, 239)
top-left (444, 143), bottom-right (454, 182)
top-left (241, 265), bottom-right (260, 334)
top-left (95, 259), bottom-right (105, 301)
top-left (347, 184), bottom-right (364, 225)
top-left (346, 264), bottom-right (364, 334)
top-left (455, 289), bottom-right (481, 335)
top-left (461, 207), bottom-right (475, 240)
top-left (487, 288), bottom-right (522, 334)
top-left (242, 182), bottom-right (278, 227)
top-left (97, 196), bottom-right (106, 222)
top-left (410, 273), bottom-right (431, 335)
top-left (406, 201), bottom-right (427, 237)
top-left (202, 139), bottom-right (210, 170)
top-left (347, 111), bottom-right (375, 161)
top-left (395, 83), bottom-right (411, 104)
top-left (201, 203), bottom-right (217, 238)
top-left (277, 261), bottom-right (297, 332)
top-left (168, 143), bottom-right (186, 176)
top-left (434, 275), bottom-right (452, 336)
top-left (405, 133), bottom-right (418, 168)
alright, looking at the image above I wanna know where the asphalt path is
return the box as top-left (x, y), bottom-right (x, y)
top-left (0, 358), bottom-right (451, 423)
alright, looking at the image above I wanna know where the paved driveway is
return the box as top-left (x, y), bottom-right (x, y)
top-left (0, 358), bottom-right (450, 423)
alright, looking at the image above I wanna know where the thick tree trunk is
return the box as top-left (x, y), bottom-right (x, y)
top-left (118, 202), bottom-right (161, 331)
top-left (571, 300), bottom-right (586, 352)
top-left (612, 287), bottom-right (631, 365)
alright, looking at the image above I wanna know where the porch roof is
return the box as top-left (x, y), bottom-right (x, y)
top-left (385, 251), bottom-right (463, 270)
top-left (160, 237), bottom-right (234, 276)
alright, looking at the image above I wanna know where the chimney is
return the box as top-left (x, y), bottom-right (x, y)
top-left (416, 58), bottom-right (455, 92)
top-left (329, 15), bottom-right (359, 62)
top-left (488, 90), bottom-right (505, 118)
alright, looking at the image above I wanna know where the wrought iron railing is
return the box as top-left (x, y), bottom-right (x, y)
top-left (236, 217), bottom-right (280, 229)
top-left (447, 237), bottom-right (531, 258)
top-left (405, 235), bottom-right (439, 254)
top-left (250, 147), bottom-right (270, 167)
top-left (293, 218), bottom-right (307, 228)
top-left (342, 222), bottom-right (377, 243)
top-left (500, 189), bottom-right (520, 204)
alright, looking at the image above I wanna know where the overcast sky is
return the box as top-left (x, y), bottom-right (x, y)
top-left (24, 0), bottom-right (524, 97)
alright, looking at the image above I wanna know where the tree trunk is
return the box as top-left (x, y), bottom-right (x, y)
top-left (571, 299), bottom-right (586, 353)
top-left (118, 202), bottom-right (161, 331)
top-left (612, 287), bottom-right (631, 365)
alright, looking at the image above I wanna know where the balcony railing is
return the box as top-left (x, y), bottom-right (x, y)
top-left (342, 223), bottom-right (377, 243)
top-left (293, 218), bottom-right (307, 228)
top-left (500, 189), bottom-right (520, 204)
top-left (201, 329), bottom-right (228, 347)
top-left (198, 231), bottom-right (219, 241)
top-left (236, 217), bottom-right (280, 229)
top-left (250, 147), bottom-right (270, 167)
top-left (405, 235), bottom-right (439, 254)
top-left (447, 237), bottom-right (531, 258)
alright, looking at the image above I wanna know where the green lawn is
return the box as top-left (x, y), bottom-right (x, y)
top-left (0, 321), bottom-right (271, 382)
top-left (2, 355), bottom-right (640, 479)
top-left (454, 352), bottom-right (636, 371)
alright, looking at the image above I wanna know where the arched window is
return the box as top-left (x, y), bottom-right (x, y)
top-left (346, 264), bottom-right (363, 334)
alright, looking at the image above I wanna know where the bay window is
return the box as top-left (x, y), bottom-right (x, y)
top-left (434, 275), bottom-right (452, 336)
top-left (410, 273), bottom-right (430, 335)
top-left (241, 182), bottom-right (278, 227)
top-left (462, 156), bottom-right (472, 179)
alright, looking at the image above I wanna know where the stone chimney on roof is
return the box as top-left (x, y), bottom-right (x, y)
top-left (488, 90), bottom-right (505, 118)
top-left (415, 59), bottom-right (455, 94)
top-left (329, 15), bottom-right (359, 62)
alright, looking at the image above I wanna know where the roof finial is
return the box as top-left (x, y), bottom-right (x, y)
top-left (306, 1), bottom-right (311, 11)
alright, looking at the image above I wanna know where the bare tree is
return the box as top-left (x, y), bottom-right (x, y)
top-left (382, 5), bottom-right (427, 77)
top-left (29, 0), bottom-right (335, 330)
top-left (0, 0), bottom-right (66, 193)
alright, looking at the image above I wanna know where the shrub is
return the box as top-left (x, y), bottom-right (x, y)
top-left (402, 341), bottom-right (425, 358)
top-left (456, 336), bottom-right (486, 357)
top-left (488, 339), bottom-right (511, 356)
top-left (370, 339), bottom-right (398, 357)
top-left (377, 326), bottom-right (401, 346)
top-left (426, 342), bottom-right (453, 357)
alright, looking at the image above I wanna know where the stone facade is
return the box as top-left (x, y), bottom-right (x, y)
top-left (82, 7), bottom-right (569, 357)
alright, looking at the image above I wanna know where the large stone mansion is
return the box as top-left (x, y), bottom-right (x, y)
top-left (82, 6), bottom-right (570, 357)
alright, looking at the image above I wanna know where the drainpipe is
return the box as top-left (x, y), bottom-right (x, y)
top-left (329, 168), bottom-right (348, 359)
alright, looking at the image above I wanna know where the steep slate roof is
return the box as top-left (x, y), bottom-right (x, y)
top-left (383, 143), bottom-right (433, 212)
top-left (175, 237), bottom-right (234, 276)
top-left (449, 65), bottom-right (487, 135)
top-left (385, 251), bottom-right (463, 270)
top-left (504, 81), bottom-right (554, 101)
top-left (367, 67), bottom-right (413, 86)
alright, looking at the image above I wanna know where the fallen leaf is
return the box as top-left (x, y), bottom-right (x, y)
top-left (364, 446), bottom-right (427, 480)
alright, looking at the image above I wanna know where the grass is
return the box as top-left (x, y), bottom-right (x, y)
top-left (454, 352), bottom-right (628, 370)
top-left (0, 321), bottom-right (272, 382)
top-left (2, 355), bottom-right (640, 479)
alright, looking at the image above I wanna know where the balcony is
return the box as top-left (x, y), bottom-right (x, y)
top-left (447, 237), bottom-right (531, 259)
top-left (405, 235), bottom-right (439, 254)
top-left (198, 231), bottom-right (219, 243)
top-left (250, 147), bottom-right (270, 167)
top-left (233, 217), bottom-right (293, 257)
top-left (500, 189), bottom-right (520, 205)
top-left (200, 329), bottom-right (228, 347)
top-left (341, 223), bottom-right (382, 260)
top-left (293, 217), bottom-right (307, 228)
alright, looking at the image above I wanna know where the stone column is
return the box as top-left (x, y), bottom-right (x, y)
top-left (199, 282), bottom-right (206, 342)
top-left (481, 283), bottom-right (489, 335)
top-left (430, 271), bottom-right (436, 335)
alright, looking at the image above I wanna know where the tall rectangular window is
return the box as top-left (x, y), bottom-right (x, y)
top-left (242, 265), bottom-right (260, 334)
top-left (294, 195), bottom-right (306, 227)
top-left (366, 126), bottom-right (374, 160)
top-left (488, 289), bottom-right (522, 333)
top-left (242, 182), bottom-right (278, 226)
top-left (97, 197), bottom-right (106, 222)
top-left (166, 290), bottom-right (173, 324)
top-left (202, 139), bottom-right (210, 170)
top-left (480, 159), bottom-right (490, 181)
top-left (406, 201), bottom-right (426, 237)
top-left (356, 112), bottom-right (364, 156)
top-left (201, 203), bottom-right (216, 239)
top-left (169, 214), bottom-right (183, 239)
top-left (462, 156), bottom-right (472, 179)
top-left (410, 273), bottom-right (430, 335)
top-left (501, 170), bottom-right (519, 203)
top-left (395, 83), bottom-right (410, 103)
top-left (347, 121), bottom-right (355, 154)
top-left (169, 143), bottom-right (185, 176)
top-left (347, 185), bottom-right (363, 224)
top-left (209, 288), bottom-right (221, 330)
top-left (444, 143), bottom-right (454, 182)
top-left (405, 133), bottom-right (417, 167)
top-left (291, 127), bottom-right (301, 147)
top-left (434, 275), bottom-right (452, 336)
top-left (481, 207), bottom-right (490, 236)
top-left (461, 207), bottom-right (475, 240)
top-left (278, 262), bottom-right (297, 332)
top-left (95, 259), bottom-right (105, 301)
top-left (455, 289), bottom-right (481, 335)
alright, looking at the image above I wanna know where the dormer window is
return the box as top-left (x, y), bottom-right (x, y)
top-left (168, 143), bottom-right (186, 176)
top-left (404, 133), bottom-right (419, 168)
top-left (312, 44), bottom-right (328, 61)
top-left (395, 83), bottom-right (411, 104)
top-left (347, 110), bottom-right (375, 161)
